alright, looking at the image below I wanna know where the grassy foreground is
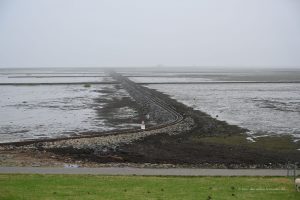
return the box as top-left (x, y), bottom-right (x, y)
top-left (0, 174), bottom-right (299, 200)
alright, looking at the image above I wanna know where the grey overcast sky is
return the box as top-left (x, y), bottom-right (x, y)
top-left (0, 0), bottom-right (300, 68)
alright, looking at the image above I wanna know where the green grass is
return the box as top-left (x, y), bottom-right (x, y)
top-left (0, 175), bottom-right (299, 200)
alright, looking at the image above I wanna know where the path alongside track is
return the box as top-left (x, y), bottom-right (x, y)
top-left (0, 167), bottom-right (298, 176)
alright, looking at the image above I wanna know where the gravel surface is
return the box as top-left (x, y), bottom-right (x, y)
top-left (0, 167), bottom-right (297, 176)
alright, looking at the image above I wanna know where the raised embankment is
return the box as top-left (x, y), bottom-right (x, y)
top-left (0, 72), bottom-right (193, 150)
top-left (109, 71), bottom-right (180, 124)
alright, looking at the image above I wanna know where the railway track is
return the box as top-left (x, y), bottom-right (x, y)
top-left (109, 71), bottom-right (182, 122)
top-left (0, 72), bottom-right (185, 147)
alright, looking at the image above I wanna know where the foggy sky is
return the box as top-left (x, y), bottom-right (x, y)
top-left (0, 0), bottom-right (300, 68)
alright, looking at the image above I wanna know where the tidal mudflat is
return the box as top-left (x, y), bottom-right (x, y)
top-left (148, 83), bottom-right (300, 139)
top-left (0, 69), bottom-right (141, 143)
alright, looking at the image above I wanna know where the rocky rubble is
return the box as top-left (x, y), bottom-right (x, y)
top-left (33, 116), bottom-right (193, 151)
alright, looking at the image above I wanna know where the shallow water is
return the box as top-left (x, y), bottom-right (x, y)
top-left (128, 77), bottom-right (211, 83)
top-left (121, 68), bottom-right (300, 82)
top-left (0, 74), bottom-right (112, 84)
top-left (0, 84), bottom-right (139, 143)
top-left (0, 85), bottom-right (111, 142)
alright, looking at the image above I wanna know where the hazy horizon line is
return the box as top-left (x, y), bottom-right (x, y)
top-left (1, 65), bottom-right (300, 70)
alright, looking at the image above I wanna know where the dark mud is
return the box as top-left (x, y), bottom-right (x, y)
top-left (112, 133), bottom-right (299, 168)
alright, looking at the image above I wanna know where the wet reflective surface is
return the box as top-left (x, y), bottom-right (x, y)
top-left (148, 83), bottom-right (300, 138)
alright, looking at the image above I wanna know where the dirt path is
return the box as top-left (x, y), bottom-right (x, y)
top-left (0, 167), bottom-right (298, 176)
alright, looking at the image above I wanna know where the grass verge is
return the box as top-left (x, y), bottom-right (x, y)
top-left (0, 174), bottom-right (299, 200)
